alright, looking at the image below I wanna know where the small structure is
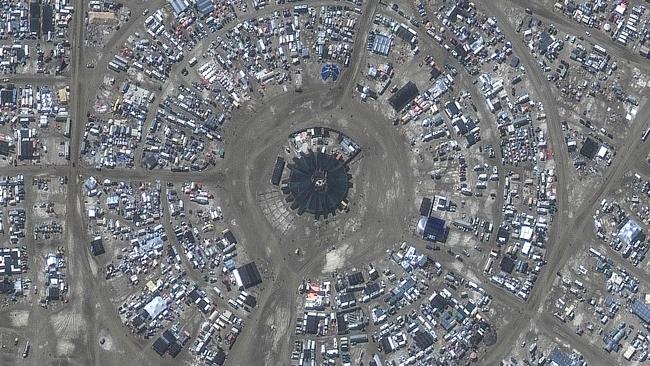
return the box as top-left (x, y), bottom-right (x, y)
top-left (233, 262), bottom-right (262, 289)
top-left (270, 156), bottom-right (285, 186)
top-left (372, 34), bottom-right (392, 56)
top-left (413, 330), bottom-right (435, 350)
top-left (419, 197), bottom-right (432, 217)
top-left (519, 226), bottom-right (533, 241)
top-left (168, 0), bottom-right (189, 15)
top-left (618, 219), bottom-right (643, 245)
top-left (46, 286), bottom-right (60, 300)
top-left (0, 248), bottom-right (22, 276)
top-left (320, 64), bottom-right (340, 82)
top-left (632, 299), bottom-right (650, 324)
top-left (90, 237), bottom-right (105, 256)
top-left (388, 82), bottom-right (419, 112)
top-left (499, 256), bottom-right (515, 274)
top-left (152, 336), bottom-right (170, 356)
top-left (195, 0), bottom-right (215, 17)
top-left (579, 137), bottom-right (598, 160)
top-left (347, 272), bottom-right (365, 286)
top-left (144, 296), bottom-right (167, 319)
top-left (222, 229), bottom-right (237, 245)
top-left (153, 329), bottom-right (182, 357)
top-left (416, 216), bottom-right (448, 242)
top-left (0, 278), bottom-right (13, 294)
top-left (548, 347), bottom-right (584, 366)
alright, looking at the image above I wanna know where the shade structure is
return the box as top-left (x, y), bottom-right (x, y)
top-left (285, 150), bottom-right (350, 219)
top-left (320, 64), bottom-right (340, 82)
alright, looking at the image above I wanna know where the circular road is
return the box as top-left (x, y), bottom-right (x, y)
top-left (218, 84), bottom-right (417, 364)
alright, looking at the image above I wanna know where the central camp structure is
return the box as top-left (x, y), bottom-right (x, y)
top-left (284, 150), bottom-right (351, 219)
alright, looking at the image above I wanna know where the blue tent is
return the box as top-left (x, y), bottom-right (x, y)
top-left (320, 64), bottom-right (340, 82)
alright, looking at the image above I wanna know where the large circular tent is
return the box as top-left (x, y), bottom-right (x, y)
top-left (284, 150), bottom-right (351, 219)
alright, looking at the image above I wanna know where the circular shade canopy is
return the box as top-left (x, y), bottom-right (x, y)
top-left (285, 150), bottom-right (350, 218)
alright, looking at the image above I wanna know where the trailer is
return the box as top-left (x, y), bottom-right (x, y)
top-left (64, 118), bottom-right (71, 137)
top-left (270, 156), bottom-right (285, 185)
top-left (642, 123), bottom-right (650, 142)
top-left (113, 55), bottom-right (129, 65)
top-left (22, 341), bottom-right (29, 358)
top-left (108, 61), bottom-right (123, 73)
top-left (593, 44), bottom-right (607, 56)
